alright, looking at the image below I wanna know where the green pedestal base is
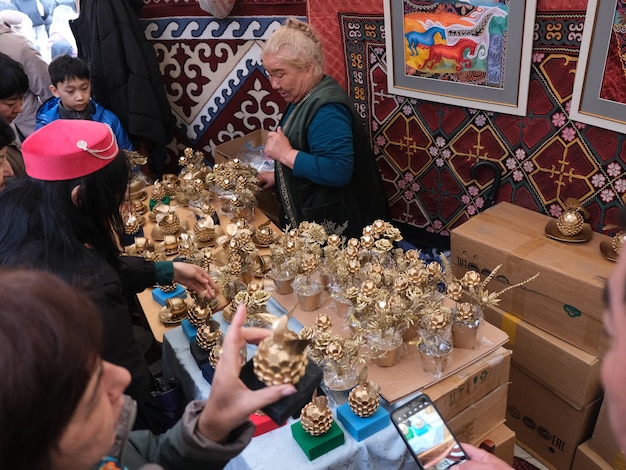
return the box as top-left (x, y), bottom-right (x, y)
top-left (291, 420), bottom-right (345, 461)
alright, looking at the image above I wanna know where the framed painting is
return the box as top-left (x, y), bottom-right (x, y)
top-left (383, 0), bottom-right (537, 116)
top-left (570, 0), bottom-right (626, 134)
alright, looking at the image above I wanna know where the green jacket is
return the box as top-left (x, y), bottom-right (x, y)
top-left (276, 75), bottom-right (389, 238)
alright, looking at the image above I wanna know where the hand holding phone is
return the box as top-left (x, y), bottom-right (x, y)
top-left (391, 394), bottom-right (469, 469)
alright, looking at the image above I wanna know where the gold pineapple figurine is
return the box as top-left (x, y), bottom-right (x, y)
top-left (196, 319), bottom-right (222, 351)
top-left (253, 316), bottom-right (309, 386)
top-left (348, 367), bottom-right (380, 417)
top-left (300, 395), bottom-right (333, 436)
top-left (187, 302), bottom-right (211, 328)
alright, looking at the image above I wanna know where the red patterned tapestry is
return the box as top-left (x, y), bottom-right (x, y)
top-left (339, 11), bottom-right (626, 245)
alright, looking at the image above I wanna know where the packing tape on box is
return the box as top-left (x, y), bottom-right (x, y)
top-left (500, 312), bottom-right (520, 347)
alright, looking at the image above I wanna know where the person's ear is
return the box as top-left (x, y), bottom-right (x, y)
top-left (70, 185), bottom-right (81, 206)
top-left (49, 84), bottom-right (60, 98)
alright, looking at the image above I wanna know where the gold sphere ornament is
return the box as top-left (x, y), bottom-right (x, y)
top-left (348, 367), bottom-right (380, 417)
top-left (556, 209), bottom-right (584, 236)
top-left (196, 319), bottom-right (222, 351)
top-left (300, 396), bottom-right (333, 436)
top-left (253, 316), bottom-right (309, 386)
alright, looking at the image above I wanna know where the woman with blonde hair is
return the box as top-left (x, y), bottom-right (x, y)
top-left (259, 17), bottom-right (389, 239)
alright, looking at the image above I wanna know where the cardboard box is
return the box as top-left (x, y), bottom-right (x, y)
top-left (423, 347), bottom-right (511, 420)
top-left (448, 382), bottom-right (508, 444)
top-left (572, 441), bottom-right (616, 470)
top-left (450, 202), bottom-right (611, 357)
top-left (213, 129), bottom-right (280, 226)
top-left (475, 423), bottom-right (516, 466)
top-left (483, 303), bottom-right (602, 410)
top-left (506, 364), bottom-right (602, 470)
top-left (590, 399), bottom-right (626, 468)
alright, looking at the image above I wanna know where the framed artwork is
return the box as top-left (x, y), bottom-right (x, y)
top-left (383, 0), bottom-right (537, 116)
top-left (570, 0), bottom-right (626, 134)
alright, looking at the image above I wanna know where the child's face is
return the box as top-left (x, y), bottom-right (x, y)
top-left (51, 77), bottom-right (91, 113)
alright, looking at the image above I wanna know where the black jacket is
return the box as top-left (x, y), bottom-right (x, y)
top-left (70, 0), bottom-right (174, 149)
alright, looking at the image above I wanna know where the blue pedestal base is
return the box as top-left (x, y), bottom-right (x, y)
top-left (181, 318), bottom-right (198, 342)
top-left (151, 284), bottom-right (186, 306)
top-left (336, 402), bottom-right (390, 442)
top-left (291, 420), bottom-right (345, 460)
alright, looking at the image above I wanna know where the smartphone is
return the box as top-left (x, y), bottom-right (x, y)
top-left (391, 394), bottom-right (469, 469)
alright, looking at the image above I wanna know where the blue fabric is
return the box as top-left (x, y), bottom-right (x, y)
top-left (290, 103), bottom-right (354, 187)
top-left (36, 97), bottom-right (135, 150)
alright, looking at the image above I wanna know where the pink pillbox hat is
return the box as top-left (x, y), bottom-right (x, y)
top-left (22, 120), bottom-right (120, 181)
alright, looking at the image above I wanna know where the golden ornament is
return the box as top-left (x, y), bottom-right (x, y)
top-left (196, 319), bottom-right (222, 351)
top-left (187, 303), bottom-right (211, 328)
top-left (556, 209), bottom-right (584, 236)
top-left (159, 213), bottom-right (181, 235)
top-left (300, 396), bottom-right (333, 436)
top-left (253, 316), bottom-right (309, 386)
top-left (348, 367), bottom-right (380, 417)
top-left (315, 313), bottom-right (333, 332)
top-left (612, 231), bottom-right (626, 255)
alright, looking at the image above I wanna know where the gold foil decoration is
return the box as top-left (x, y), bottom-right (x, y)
top-left (253, 316), bottom-right (309, 386)
top-left (454, 302), bottom-right (477, 322)
top-left (300, 396), bottom-right (333, 436)
top-left (348, 367), bottom-right (380, 417)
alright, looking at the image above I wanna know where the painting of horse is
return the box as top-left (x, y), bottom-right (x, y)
top-left (420, 38), bottom-right (483, 71)
top-left (405, 27), bottom-right (446, 56)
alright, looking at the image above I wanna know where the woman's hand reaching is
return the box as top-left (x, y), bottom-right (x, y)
top-left (172, 262), bottom-right (217, 298)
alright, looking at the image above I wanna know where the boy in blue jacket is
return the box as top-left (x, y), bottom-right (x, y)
top-left (36, 54), bottom-right (134, 150)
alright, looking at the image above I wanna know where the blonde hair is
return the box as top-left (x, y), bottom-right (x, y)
top-left (262, 18), bottom-right (324, 80)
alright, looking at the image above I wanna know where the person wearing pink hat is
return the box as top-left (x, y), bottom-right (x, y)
top-left (0, 119), bottom-right (216, 433)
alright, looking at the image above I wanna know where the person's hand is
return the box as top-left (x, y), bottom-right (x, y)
top-left (257, 171), bottom-right (275, 190)
top-left (172, 262), bottom-right (217, 298)
top-left (459, 444), bottom-right (514, 469)
top-left (265, 127), bottom-right (298, 169)
top-left (198, 305), bottom-right (297, 442)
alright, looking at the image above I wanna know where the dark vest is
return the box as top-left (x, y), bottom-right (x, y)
top-left (276, 75), bottom-right (389, 238)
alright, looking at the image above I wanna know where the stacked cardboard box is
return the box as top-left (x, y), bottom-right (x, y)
top-left (451, 202), bottom-right (610, 469)
top-left (421, 347), bottom-right (515, 465)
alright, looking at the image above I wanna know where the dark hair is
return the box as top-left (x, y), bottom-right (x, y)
top-left (0, 117), bottom-right (15, 148)
top-left (0, 52), bottom-right (29, 100)
top-left (0, 150), bottom-right (130, 278)
top-left (0, 269), bottom-right (102, 470)
top-left (48, 54), bottom-right (90, 87)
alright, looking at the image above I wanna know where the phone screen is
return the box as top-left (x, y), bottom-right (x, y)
top-left (392, 396), bottom-right (468, 469)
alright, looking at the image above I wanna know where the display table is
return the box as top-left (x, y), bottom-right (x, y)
top-left (134, 195), bottom-right (278, 343)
